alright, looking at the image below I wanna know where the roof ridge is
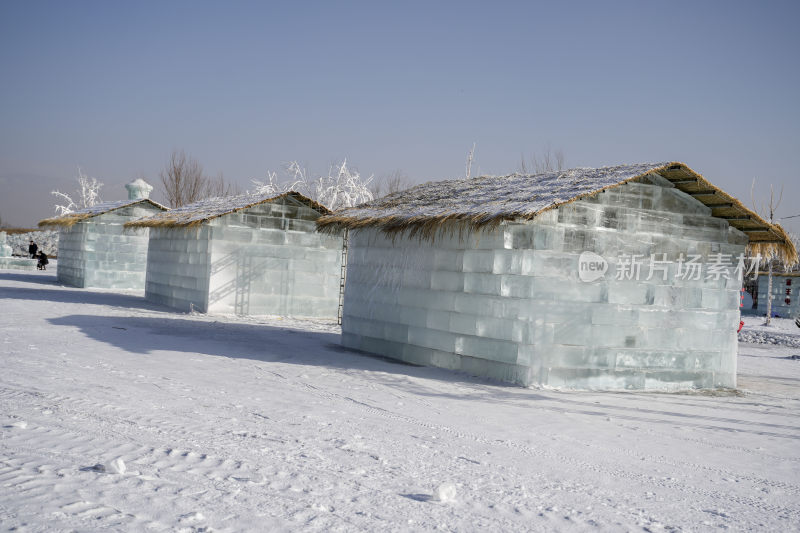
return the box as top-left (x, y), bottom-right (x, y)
top-left (125, 190), bottom-right (330, 228)
top-left (38, 198), bottom-right (168, 228)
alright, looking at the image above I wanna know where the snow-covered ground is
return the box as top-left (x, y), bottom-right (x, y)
top-left (741, 315), bottom-right (799, 334)
top-left (739, 315), bottom-right (800, 348)
top-left (1, 269), bottom-right (800, 532)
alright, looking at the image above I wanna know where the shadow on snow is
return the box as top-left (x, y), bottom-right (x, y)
top-left (0, 275), bottom-right (164, 312)
top-left (45, 312), bottom-right (800, 440)
top-left (5, 269), bottom-right (798, 439)
top-left (0, 271), bottom-right (60, 286)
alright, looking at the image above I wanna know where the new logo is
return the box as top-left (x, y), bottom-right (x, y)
top-left (578, 251), bottom-right (608, 282)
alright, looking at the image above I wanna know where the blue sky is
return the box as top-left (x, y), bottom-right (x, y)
top-left (1, 0), bottom-right (798, 233)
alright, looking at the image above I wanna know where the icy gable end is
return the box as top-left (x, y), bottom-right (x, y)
top-left (340, 173), bottom-right (747, 391)
top-left (45, 179), bottom-right (166, 289)
top-left (138, 192), bottom-right (344, 319)
top-left (204, 199), bottom-right (343, 318)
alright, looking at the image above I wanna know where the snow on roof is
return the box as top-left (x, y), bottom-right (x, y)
top-left (38, 198), bottom-right (168, 228)
top-left (125, 191), bottom-right (330, 228)
top-left (317, 162), bottom-right (797, 265)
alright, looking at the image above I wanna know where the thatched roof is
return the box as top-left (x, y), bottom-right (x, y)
top-left (38, 198), bottom-right (168, 228)
top-left (317, 162), bottom-right (797, 265)
top-left (125, 191), bottom-right (330, 228)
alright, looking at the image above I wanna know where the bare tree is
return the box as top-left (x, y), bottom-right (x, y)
top-left (751, 180), bottom-right (784, 325)
top-left (205, 172), bottom-right (240, 198)
top-left (371, 169), bottom-right (411, 198)
top-left (465, 142), bottom-right (476, 179)
top-left (160, 150), bottom-right (205, 208)
top-left (159, 150), bottom-right (238, 207)
top-left (519, 146), bottom-right (566, 174)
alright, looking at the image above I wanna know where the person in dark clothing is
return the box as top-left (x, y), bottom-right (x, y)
top-left (28, 241), bottom-right (38, 258)
top-left (37, 251), bottom-right (49, 270)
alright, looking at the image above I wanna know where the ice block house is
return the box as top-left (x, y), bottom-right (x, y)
top-left (38, 179), bottom-right (167, 289)
top-left (756, 272), bottom-right (800, 319)
top-left (317, 162), bottom-right (797, 390)
top-left (126, 191), bottom-right (344, 318)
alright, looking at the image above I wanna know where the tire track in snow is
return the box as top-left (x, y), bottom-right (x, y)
top-left (1, 425), bottom-right (312, 531)
top-left (0, 383), bottom-right (634, 531)
top-left (0, 452), bottom-right (162, 531)
top-left (3, 369), bottom-right (798, 529)
top-left (554, 430), bottom-right (800, 498)
top-left (287, 376), bottom-right (800, 495)
top-left (0, 384), bottom-right (452, 532)
top-left (0, 388), bottom-right (269, 531)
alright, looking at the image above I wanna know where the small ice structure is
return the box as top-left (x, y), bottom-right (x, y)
top-left (0, 231), bottom-right (12, 257)
top-left (756, 273), bottom-right (800, 320)
top-left (127, 191), bottom-right (344, 319)
top-left (38, 179), bottom-right (167, 289)
top-left (125, 178), bottom-right (154, 200)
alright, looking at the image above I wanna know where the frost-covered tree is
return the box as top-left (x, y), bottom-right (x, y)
top-left (252, 159), bottom-right (374, 210)
top-left (52, 167), bottom-right (103, 215)
top-left (315, 160), bottom-right (374, 210)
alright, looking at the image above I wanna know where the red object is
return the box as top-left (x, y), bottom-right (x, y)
top-left (787, 289), bottom-right (792, 295)
top-left (737, 320), bottom-right (744, 333)
top-left (787, 279), bottom-right (792, 286)
top-left (786, 298), bottom-right (791, 305)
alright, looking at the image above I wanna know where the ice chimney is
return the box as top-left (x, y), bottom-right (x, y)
top-left (125, 178), bottom-right (153, 200)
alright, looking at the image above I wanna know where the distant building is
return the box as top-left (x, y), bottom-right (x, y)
top-left (38, 179), bottom-right (166, 288)
top-left (126, 191), bottom-right (343, 319)
top-left (756, 272), bottom-right (800, 318)
top-left (317, 162), bottom-right (797, 390)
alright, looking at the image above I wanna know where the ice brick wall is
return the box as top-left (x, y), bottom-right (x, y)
top-left (145, 226), bottom-right (212, 312)
top-left (56, 205), bottom-right (159, 289)
top-left (57, 225), bottom-right (88, 287)
top-left (0, 257), bottom-right (37, 270)
top-left (206, 200), bottom-right (343, 318)
top-left (342, 175), bottom-right (746, 390)
top-left (756, 275), bottom-right (800, 319)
